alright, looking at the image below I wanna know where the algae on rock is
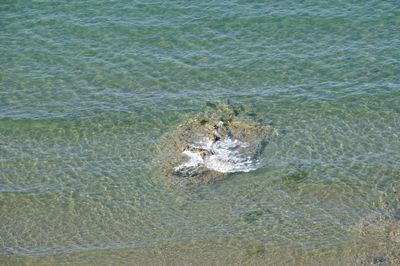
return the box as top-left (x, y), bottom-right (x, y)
top-left (158, 103), bottom-right (279, 187)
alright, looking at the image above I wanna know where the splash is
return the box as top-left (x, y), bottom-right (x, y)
top-left (175, 136), bottom-right (261, 173)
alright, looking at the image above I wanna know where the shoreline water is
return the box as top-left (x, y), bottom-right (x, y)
top-left (1, 0), bottom-right (399, 264)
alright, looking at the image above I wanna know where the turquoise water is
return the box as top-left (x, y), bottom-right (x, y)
top-left (1, 0), bottom-right (400, 264)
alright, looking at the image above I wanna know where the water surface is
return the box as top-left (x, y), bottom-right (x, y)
top-left (1, 0), bottom-right (399, 264)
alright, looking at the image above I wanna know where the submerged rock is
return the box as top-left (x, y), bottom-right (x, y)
top-left (355, 189), bottom-right (400, 265)
top-left (158, 103), bottom-right (278, 187)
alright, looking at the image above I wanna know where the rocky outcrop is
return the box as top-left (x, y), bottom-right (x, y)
top-left (158, 103), bottom-right (278, 187)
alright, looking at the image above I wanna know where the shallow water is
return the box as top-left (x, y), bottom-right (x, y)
top-left (1, 0), bottom-right (400, 264)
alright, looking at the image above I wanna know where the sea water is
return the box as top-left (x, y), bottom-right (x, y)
top-left (1, 0), bottom-right (399, 264)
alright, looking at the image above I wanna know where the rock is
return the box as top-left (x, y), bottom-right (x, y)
top-left (158, 103), bottom-right (278, 187)
top-left (355, 189), bottom-right (400, 265)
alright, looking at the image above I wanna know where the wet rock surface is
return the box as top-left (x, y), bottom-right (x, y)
top-left (158, 103), bottom-right (278, 187)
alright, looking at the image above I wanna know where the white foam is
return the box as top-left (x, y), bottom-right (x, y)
top-left (174, 150), bottom-right (204, 170)
top-left (174, 137), bottom-right (261, 173)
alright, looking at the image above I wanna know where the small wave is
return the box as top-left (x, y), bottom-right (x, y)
top-left (175, 137), bottom-right (261, 173)
top-left (0, 183), bottom-right (61, 194)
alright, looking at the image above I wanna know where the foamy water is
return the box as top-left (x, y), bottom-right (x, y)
top-left (175, 137), bottom-right (261, 173)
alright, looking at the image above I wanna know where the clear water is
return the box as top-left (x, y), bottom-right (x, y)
top-left (1, 0), bottom-right (399, 264)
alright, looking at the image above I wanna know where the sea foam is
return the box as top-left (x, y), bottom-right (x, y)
top-left (175, 137), bottom-right (261, 173)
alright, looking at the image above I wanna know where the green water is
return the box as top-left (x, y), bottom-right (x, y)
top-left (1, 0), bottom-right (400, 264)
